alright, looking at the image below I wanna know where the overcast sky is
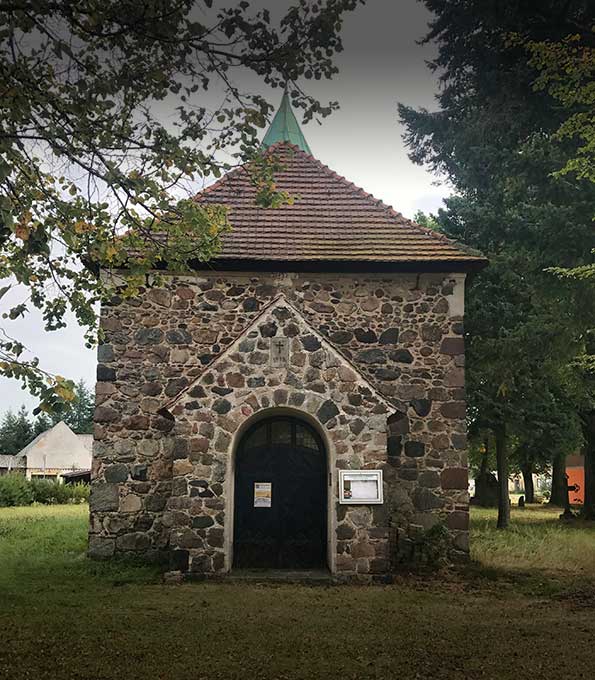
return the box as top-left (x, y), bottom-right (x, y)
top-left (0, 0), bottom-right (448, 417)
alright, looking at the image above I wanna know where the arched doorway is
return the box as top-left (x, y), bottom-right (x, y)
top-left (233, 415), bottom-right (327, 569)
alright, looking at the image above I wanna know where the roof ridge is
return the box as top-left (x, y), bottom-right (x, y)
top-left (15, 420), bottom-right (72, 458)
top-left (192, 142), bottom-right (298, 203)
top-left (193, 162), bottom-right (248, 200)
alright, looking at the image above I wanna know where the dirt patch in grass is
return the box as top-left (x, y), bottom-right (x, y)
top-left (1, 504), bottom-right (595, 680)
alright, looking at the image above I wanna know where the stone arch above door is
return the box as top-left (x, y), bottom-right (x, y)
top-left (163, 295), bottom-right (396, 576)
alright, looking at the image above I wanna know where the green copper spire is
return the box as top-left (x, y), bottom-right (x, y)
top-left (261, 90), bottom-right (312, 154)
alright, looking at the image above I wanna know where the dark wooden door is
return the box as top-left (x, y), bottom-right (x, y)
top-left (233, 417), bottom-right (327, 569)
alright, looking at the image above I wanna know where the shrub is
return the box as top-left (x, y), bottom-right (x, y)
top-left (69, 483), bottom-right (90, 504)
top-left (0, 475), bottom-right (90, 507)
top-left (30, 478), bottom-right (54, 505)
top-left (0, 473), bottom-right (34, 507)
top-left (30, 478), bottom-right (71, 505)
top-left (53, 483), bottom-right (72, 504)
top-left (395, 522), bottom-right (451, 569)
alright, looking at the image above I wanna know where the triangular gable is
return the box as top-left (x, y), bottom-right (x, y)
top-left (163, 294), bottom-right (395, 413)
top-left (15, 420), bottom-right (73, 458)
top-left (16, 421), bottom-right (90, 469)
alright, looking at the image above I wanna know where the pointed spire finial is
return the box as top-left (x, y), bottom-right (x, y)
top-left (261, 88), bottom-right (312, 154)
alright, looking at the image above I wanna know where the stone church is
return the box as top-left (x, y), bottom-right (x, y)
top-left (89, 93), bottom-right (486, 581)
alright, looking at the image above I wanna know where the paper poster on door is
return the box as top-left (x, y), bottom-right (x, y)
top-left (254, 482), bottom-right (272, 508)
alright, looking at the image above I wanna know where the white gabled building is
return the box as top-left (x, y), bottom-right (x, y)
top-left (15, 421), bottom-right (92, 481)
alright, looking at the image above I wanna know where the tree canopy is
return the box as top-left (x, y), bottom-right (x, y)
top-left (0, 0), bottom-right (361, 412)
top-left (399, 0), bottom-right (595, 525)
top-left (521, 30), bottom-right (595, 282)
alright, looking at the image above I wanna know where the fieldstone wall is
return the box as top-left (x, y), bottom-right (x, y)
top-left (89, 270), bottom-right (469, 577)
top-left (165, 297), bottom-right (394, 579)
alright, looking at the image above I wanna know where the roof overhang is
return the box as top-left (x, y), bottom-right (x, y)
top-left (159, 256), bottom-right (488, 275)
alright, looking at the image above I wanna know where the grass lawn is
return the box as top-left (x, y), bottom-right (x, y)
top-left (471, 504), bottom-right (595, 578)
top-left (1, 504), bottom-right (595, 680)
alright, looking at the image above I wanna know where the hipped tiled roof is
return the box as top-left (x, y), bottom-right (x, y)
top-left (196, 142), bottom-right (485, 268)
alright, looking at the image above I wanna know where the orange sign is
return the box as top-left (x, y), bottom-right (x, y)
top-left (566, 466), bottom-right (584, 505)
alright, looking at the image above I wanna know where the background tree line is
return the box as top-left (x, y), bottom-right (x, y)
top-left (0, 380), bottom-right (93, 455)
top-left (401, 0), bottom-right (595, 525)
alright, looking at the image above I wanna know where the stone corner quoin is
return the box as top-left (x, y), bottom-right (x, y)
top-left (89, 271), bottom-right (470, 581)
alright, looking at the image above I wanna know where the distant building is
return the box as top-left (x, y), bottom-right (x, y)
top-left (14, 421), bottom-right (92, 482)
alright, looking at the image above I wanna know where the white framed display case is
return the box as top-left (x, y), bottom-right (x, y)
top-left (338, 469), bottom-right (383, 505)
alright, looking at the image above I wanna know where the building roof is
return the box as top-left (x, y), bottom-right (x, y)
top-left (261, 91), bottom-right (312, 154)
top-left (61, 469), bottom-right (91, 480)
top-left (0, 454), bottom-right (24, 469)
top-left (14, 429), bottom-right (47, 460)
top-left (196, 142), bottom-right (486, 270)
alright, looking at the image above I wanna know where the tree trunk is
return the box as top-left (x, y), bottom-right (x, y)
top-left (581, 412), bottom-right (595, 520)
top-left (549, 452), bottom-right (567, 507)
top-left (521, 462), bottom-right (534, 504)
top-left (495, 426), bottom-right (510, 529)
top-left (480, 438), bottom-right (489, 476)
top-left (474, 437), bottom-right (491, 506)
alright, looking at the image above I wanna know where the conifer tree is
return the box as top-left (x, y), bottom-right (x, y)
top-left (0, 405), bottom-right (34, 455)
top-left (55, 380), bottom-right (94, 434)
top-left (399, 0), bottom-right (594, 526)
